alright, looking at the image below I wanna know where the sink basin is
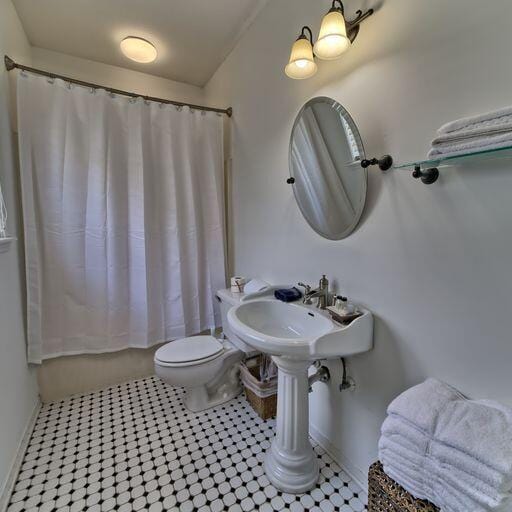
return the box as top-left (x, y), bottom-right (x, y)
top-left (228, 298), bottom-right (373, 494)
top-left (228, 299), bottom-right (373, 360)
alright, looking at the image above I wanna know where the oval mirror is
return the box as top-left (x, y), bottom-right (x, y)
top-left (289, 97), bottom-right (366, 240)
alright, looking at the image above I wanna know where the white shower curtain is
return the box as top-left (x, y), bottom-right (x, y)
top-left (17, 72), bottom-right (226, 363)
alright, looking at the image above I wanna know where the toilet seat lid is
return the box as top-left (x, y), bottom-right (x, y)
top-left (155, 336), bottom-right (223, 364)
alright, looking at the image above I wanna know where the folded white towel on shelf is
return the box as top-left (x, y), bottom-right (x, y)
top-left (437, 106), bottom-right (512, 135)
top-left (427, 131), bottom-right (512, 159)
top-left (432, 124), bottom-right (512, 146)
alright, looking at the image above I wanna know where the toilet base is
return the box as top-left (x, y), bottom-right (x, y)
top-left (182, 344), bottom-right (244, 412)
top-left (155, 339), bottom-right (245, 413)
top-left (184, 382), bottom-right (243, 412)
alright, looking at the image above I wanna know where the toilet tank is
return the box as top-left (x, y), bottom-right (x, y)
top-left (216, 288), bottom-right (256, 354)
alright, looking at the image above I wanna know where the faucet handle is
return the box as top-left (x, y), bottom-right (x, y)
top-left (297, 282), bottom-right (311, 294)
top-left (297, 282), bottom-right (313, 304)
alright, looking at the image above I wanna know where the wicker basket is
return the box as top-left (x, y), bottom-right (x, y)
top-left (368, 462), bottom-right (439, 512)
top-left (240, 357), bottom-right (277, 420)
top-left (244, 384), bottom-right (277, 420)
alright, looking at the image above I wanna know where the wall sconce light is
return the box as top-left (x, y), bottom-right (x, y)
top-left (285, 1), bottom-right (374, 79)
top-left (315, 0), bottom-right (351, 60)
top-left (285, 26), bottom-right (318, 80)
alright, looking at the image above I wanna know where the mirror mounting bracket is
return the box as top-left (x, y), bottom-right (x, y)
top-left (360, 155), bottom-right (393, 171)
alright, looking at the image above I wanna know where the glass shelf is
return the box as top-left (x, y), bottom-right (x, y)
top-left (395, 144), bottom-right (512, 169)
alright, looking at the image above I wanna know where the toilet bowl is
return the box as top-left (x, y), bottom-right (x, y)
top-left (154, 288), bottom-right (257, 412)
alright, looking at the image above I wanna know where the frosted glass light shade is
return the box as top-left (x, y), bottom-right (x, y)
top-left (285, 37), bottom-right (317, 79)
top-left (314, 10), bottom-right (351, 60)
top-left (120, 37), bottom-right (157, 63)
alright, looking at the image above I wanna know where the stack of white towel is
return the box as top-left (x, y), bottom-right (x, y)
top-left (378, 379), bottom-right (512, 512)
top-left (428, 106), bottom-right (512, 159)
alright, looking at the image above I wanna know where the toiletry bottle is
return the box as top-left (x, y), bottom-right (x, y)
top-left (335, 296), bottom-right (347, 311)
top-left (336, 296), bottom-right (355, 315)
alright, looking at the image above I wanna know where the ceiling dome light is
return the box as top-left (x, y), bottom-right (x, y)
top-left (120, 36), bottom-right (157, 63)
top-left (285, 27), bottom-right (317, 80)
top-left (314, 1), bottom-right (351, 60)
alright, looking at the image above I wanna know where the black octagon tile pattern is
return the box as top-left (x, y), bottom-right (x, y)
top-left (7, 376), bottom-right (367, 512)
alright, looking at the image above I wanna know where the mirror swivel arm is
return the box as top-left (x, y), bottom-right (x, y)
top-left (360, 155), bottom-right (393, 171)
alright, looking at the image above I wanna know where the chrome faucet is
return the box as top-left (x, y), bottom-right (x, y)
top-left (298, 275), bottom-right (330, 309)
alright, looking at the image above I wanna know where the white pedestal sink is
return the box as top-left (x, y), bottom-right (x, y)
top-left (228, 299), bottom-right (373, 493)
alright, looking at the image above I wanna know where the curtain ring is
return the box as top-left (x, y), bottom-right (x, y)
top-left (201, 110), bottom-right (207, 116)
top-left (19, 70), bottom-right (28, 78)
top-left (175, 105), bottom-right (183, 112)
top-left (66, 81), bottom-right (73, 90)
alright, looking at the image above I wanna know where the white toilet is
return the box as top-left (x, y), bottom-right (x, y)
top-left (154, 288), bottom-right (256, 412)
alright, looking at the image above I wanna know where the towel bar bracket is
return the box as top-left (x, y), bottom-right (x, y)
top-left (412, 165), bottom-right (439, 185)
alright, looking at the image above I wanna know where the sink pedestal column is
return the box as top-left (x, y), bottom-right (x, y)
top-left (265, 357), bottom-right (318, 493)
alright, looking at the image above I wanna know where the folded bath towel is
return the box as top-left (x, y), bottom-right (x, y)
top-left (437, 106), bottom-right (512, 135)
top-left (427, 131), bottom-right (512, 159)
top-left (382, 414), bottom-right (512, 483)
top-left (381, 414), bottom-right (430, 452)
top-left (379, 435), bottom-right (512, 509)
top-left (382, 416), bottom-right (512, 493)
top-left (432, 124), bottom-right (512, 146)
top-left (387, 378), bottom-right (465, 434)
top-left (381, 451), bottom-right (481, 512)
top-left (380, 380), bottom-right (512, 512)
top-left (382, 456), bottom-right (474, 512)
top-left (431, 441), bottom-right (512, 492)
top-left (435, 399), bottom-right (512, 476)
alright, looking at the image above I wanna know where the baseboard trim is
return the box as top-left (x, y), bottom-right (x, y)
top-left (0, 400), bottom-right (41, 512)
top-left (309, 423), bottom-right (368, 496)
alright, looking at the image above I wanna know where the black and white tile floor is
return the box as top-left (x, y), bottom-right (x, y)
top-left (7, 376), bottom-right (367, 512)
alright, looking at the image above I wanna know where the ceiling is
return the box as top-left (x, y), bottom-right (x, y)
top-left (13, 0), bottom-right (269, 87)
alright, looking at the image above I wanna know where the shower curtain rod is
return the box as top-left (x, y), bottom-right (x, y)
top-left (4, 55), bottom-right (233, 117)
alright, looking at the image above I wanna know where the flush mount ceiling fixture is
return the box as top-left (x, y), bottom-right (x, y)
top-left (285, 0), bottom-right (374, 79)
top-left (120, 36), bottom-right (158, 63)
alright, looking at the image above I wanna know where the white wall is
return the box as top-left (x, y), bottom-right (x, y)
top-left (205, 0), bottom-right (512, 486)
top-left (0, 0), bottom-right (39, 502)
